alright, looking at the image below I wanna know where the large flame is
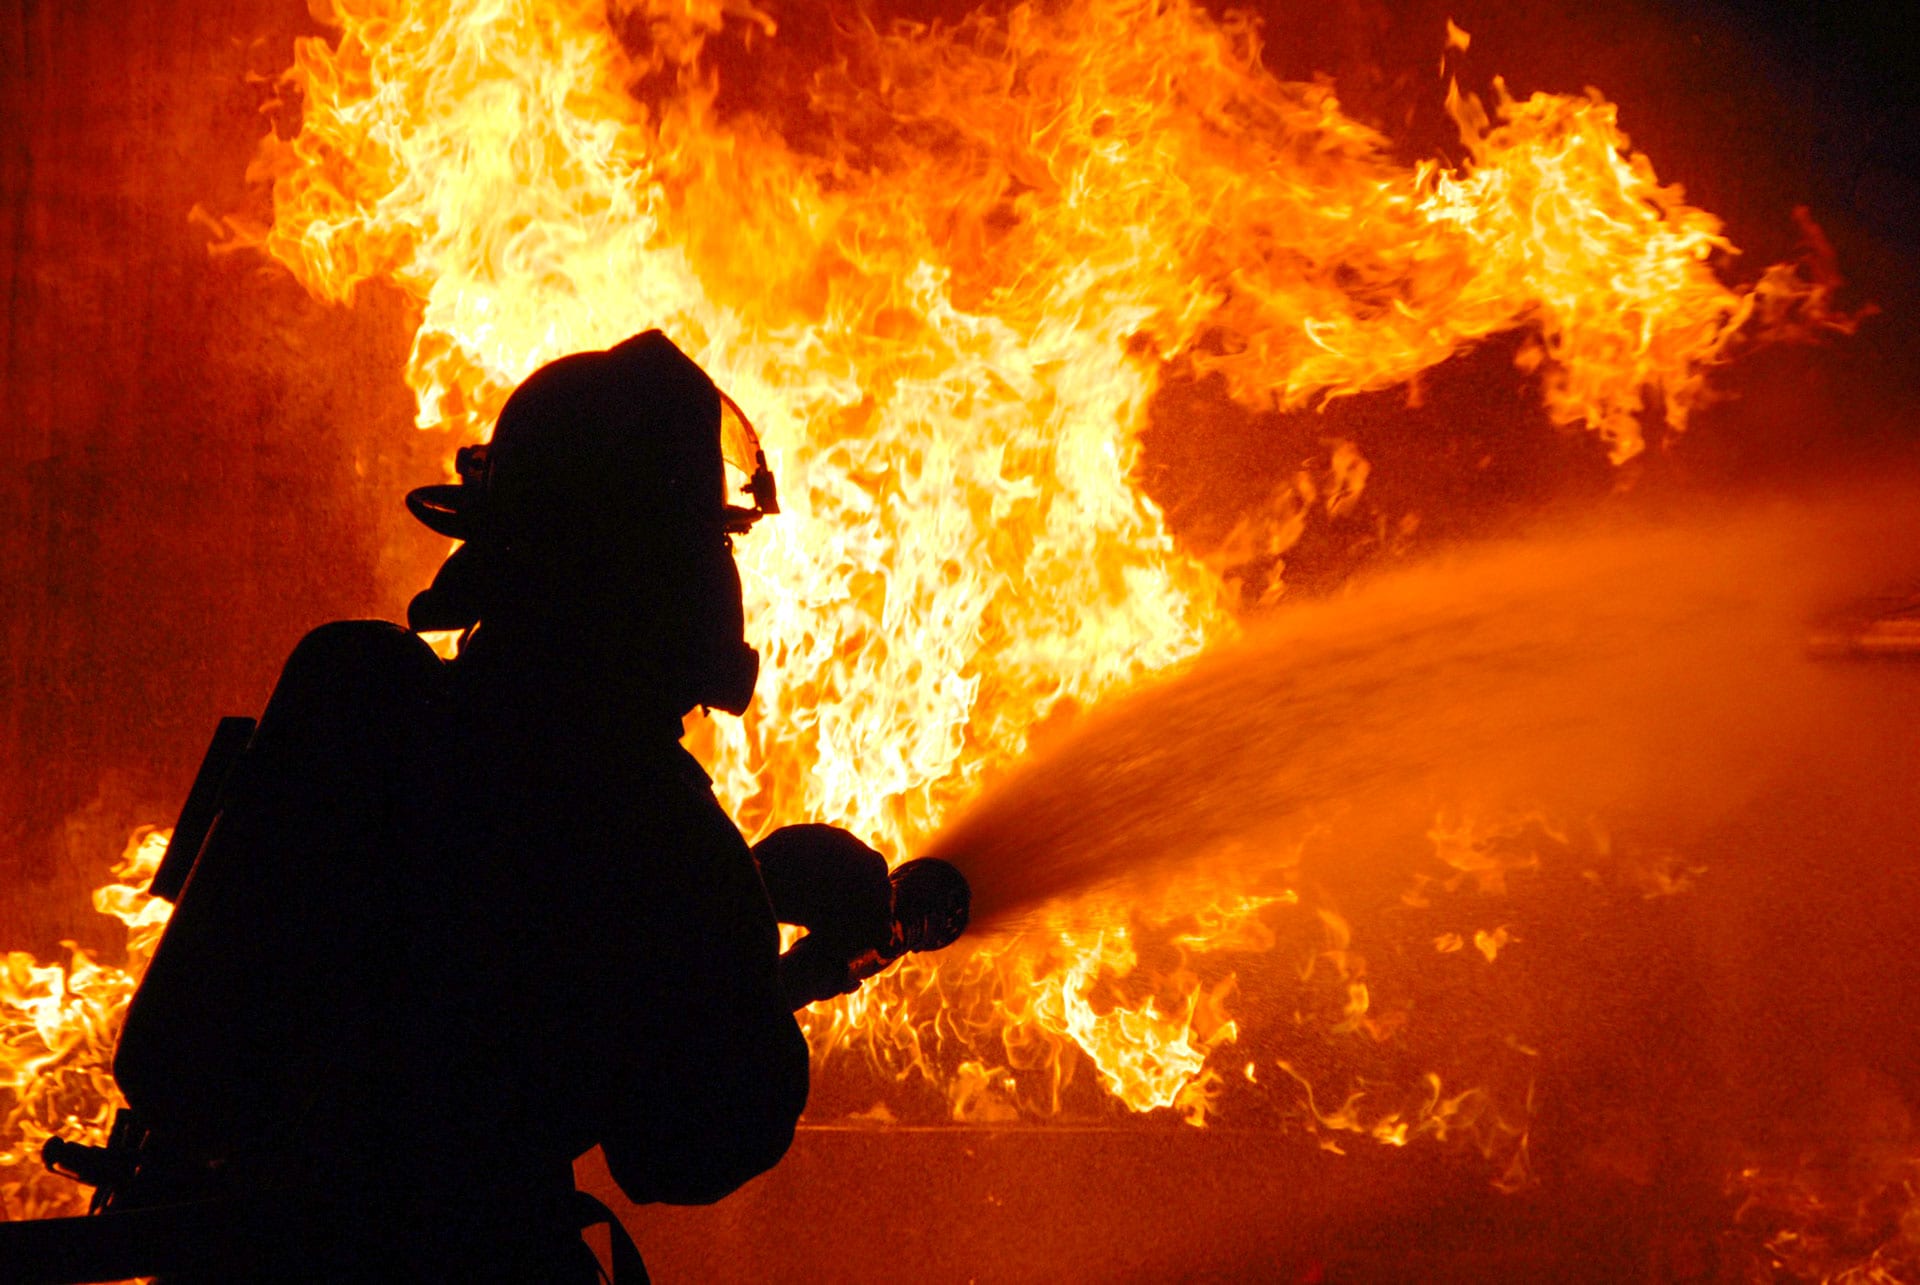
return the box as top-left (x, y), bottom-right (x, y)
top-left (0, 0), bottom-right (1861, 1227)
top-left (1, 830), bottom-right (170, 1220)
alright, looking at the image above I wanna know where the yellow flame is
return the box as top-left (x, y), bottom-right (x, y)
top-left (1, 829), bottom-right (171, 1218)
top-left (0, 0), bottom-right (1858, 1217)
top-left (232, 0), bottom-right (1841, 1127)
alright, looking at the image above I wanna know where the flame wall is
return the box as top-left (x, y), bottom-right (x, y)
top-left (5, 0), bottom-right (1915, 949)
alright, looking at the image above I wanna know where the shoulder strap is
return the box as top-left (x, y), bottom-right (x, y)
top-left (571, 1191), bottom-right (650, 1285)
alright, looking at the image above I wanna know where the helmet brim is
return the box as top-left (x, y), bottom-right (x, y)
top-left (406, 484), bottom-right (474, 539)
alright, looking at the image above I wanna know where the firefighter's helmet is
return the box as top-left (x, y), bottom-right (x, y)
top-left (403, 330), bottom-right (776, 714)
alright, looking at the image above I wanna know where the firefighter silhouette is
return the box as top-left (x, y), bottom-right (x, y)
top-left (56, 331), bottom-right (965, 1282)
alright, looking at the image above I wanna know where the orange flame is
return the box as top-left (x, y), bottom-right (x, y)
top-left (1, 830), bottom-right (171, 1219)
top-left (0, 0), bottom-right (1859, 1220)
top-left (221, 0), bottom-right (1834, 1122)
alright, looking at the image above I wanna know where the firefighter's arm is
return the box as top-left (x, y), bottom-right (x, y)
top-left (600, 997), bottom-right (809, 1206)
top-left (759, 826), bottom-right (971, 1009)
top-left (754, 824), bottom-right (893, 1009)
top-left (599, 812), bottom-right (810, 1206)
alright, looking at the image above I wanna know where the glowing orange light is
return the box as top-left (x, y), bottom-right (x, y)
top-left (0, 0), bottom-right (1856, 1219)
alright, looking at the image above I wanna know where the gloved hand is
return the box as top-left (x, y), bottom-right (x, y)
top-left (753, 824), bottom-right (893, 1009)
top-left (775, 929), bottom-right (873, 1009)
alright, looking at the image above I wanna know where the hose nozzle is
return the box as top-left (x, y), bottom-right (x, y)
top-left (887, 857), bottom-right (971, 955)
top-left (847, 857), bottom-right (970, 983)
